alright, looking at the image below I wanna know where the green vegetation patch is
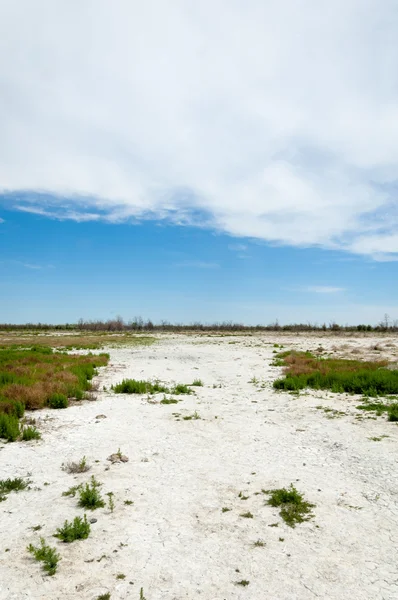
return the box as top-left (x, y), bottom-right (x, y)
top-left (112, 379), bottom-right (193, 395)
top-left (27, 538), bottom-right (60, 575)
top-left (273, 351), bottom-right (398, 396)
top-left (54, 515), bottom-right (90, 542)
top-left (263, 484), bottom-right (315, 528)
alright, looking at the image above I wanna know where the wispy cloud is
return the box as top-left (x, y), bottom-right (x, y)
top-left (304, 286), bottom-right (345, 294)
top-left (0, 260), bottom-right (54, 270)
top-left (173, 261), bottom-right (220, 269)
top-left (0, 2), bottom-right (397, 260)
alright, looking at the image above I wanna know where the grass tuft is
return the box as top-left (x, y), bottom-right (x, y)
top-left (22, 425), bottom-right (41, 441)
top-left (78, 476), bottom-right (105, 510)
top-left (54, 514), bottom-right (90, 542)
top-left (27, 538), bottom-right (60, 576)
top-left (191, 379), bottom-right (203, 387)
top-left (264, 484), bottom-right (315, 527)
top-left (62, 456), bottom-right (91, 474)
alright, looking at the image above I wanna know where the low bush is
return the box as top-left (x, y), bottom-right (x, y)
top-left (54, 514), bottom-right (90, 542)
top-left (263, 485), bottom-right (315, 527)
top-left (0, 413), bottom-right (20, 441)
top-left (78, 476), bottom-right (105, 510)
top-left (48, 393), bottom-right (68, 409)
top-left (0, 477), bottom-right (29, 495)
top-left (27, 538), bottom-right (60, 575)
top-left (22, 426), bottom-right (41, 441)
top-left (62, 456), bottom-right (91, 474)
top-left (387, 403), bottom-right (398, 421)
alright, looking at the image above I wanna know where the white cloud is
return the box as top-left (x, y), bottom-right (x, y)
top-left (0, 0), bottom-right (397, 259)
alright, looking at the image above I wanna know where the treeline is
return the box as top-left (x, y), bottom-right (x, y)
top-left (1, 316), bottom-right (397, 333)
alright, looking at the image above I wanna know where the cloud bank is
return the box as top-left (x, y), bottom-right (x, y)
top-left (0, 0), bottom-right (397, 258)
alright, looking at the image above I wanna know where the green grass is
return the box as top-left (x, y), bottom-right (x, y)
top-left (0, 413), bottom-right (20, 441)
top-left (240, 511), bottom-right (253, 519)
top-left (263, 485), bottom-right (315, 527)
top-left (112, 379), bottom-right (168, 394)
top-left (273, 351), bottom-right (398, 396)
top-left (21, 425), bottom-right (41, 441)
top-left (48, 393), bottom-right (68, 409)
top-left (54, 515), bottom-right (90, 542)
top-left (78, 477), bottom-right (105, 510)
top-left (0, 477), bottom-right (29, 495)
top-left (191, 379), bottom-right (203, 387)
top-left (182, 411), bottom-right (200, 420)
top-left (160, 396), bottom-right (179, 404)
top-left (62, 456), bottom-right (91, 474)
top-left (235, 580), bottom-right (250, 586)
top-left (27, 538), bottom-right (60, 576)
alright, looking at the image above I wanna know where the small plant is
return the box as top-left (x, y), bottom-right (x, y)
top-left (238, 491), bottom-right (249, 500)
top-left (27, 538), bottom-right (60, 576)
top-left (0, 477), bottom-right (29, 495)
top-left (116, 573), bottom-right (126, 579)
top-left (62, 484), bottom-right (83, 497)
top-left (249, 376), bottom-right (259, 384)
top-left (62, 456), bottom-right (91, 474)
top-left (96, 594), bottom-right (111, 600)
top-left (160, 396), bottom-right (178, 404)
top-left (388, 403), bottom-right (398, 421)
top-left (222, 507), bottom-right (231, 513)
top-left (124, 499), bottom-right (134, 505)
top-left (0, 413), bottom-right (20, 442)
top-left (182, 411), bottom-right (201, 421)
top-left (107, 492), bottom-right (115, 513)
top-left (48, 393), bottom-right (69, 409)
top-left (172, 383), bottom-right (193, 395)
top-left (240, 511), bottom-right (253, 519)
top-left (112, 379), bottom-right (168, 394)
top-left (78, 477), bottom-right (105, 510)
top-left (253, 539), bottom-right (266, 547)
top-left (22, 426), bottom-right (41, 441)
top-left (54, 515), bottom-right (90, 542)
top-left (191, 379), bottom-right (203, 387)
top-left (236, 580), bottom-right (250, 586)
top-left (140, 588), bottom-right (147, 600)
top-left (264, 485), bottom-right (315, 528)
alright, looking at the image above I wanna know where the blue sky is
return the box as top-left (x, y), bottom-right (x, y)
top-left (0, 1), bottom-right (397, 324)
top-left (0, 206), bottom-right (396, 325)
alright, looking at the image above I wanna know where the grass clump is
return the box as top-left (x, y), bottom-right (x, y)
top-left (48, 393), bottom-right (68, 409)
top-left (112, 379), bottom-right (168, 394)
top-left (182, 411), bottom-right (200, 420)
top-left (160, 396), bottom-right (179, 405)
top-left (96, 594), bottom-right (111, 600)
top-left (191, 379), bottom-right (203, 387)
top-left (171, 383), bottom-right (193, 395)
top-left (387, 403), bottom-right (398, 421)
top-left (264, 484), bottom-right (314, 528)
top-left (273, 351), bottom-right (398, 396)
top-left (78, 476), bottom-right (105, 510)
top-left (22, 425), bottom-right (41, 441)
top-left (0, 477), bottom-right (29, 495)
top-left (236, 580), bottom-right (250, 586)
top-left (240, 511), bottom-right (253, 519)
top-left (54, 514), bottom-right (90, 542)
top-left (27, 538), bottom-right (60, 575)
top-left (62, 456), bottom-right (91, 474)
top-left (0, 412), bottom-right (20, 441)
top-left (62, 483), bottom-right (83, 497)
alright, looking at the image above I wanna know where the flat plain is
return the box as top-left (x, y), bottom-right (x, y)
top-left (1, 331), bottom-right (397, 600)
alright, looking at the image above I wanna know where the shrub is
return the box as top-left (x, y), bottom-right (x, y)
top-left (387, 403), bottom-right (398, 422)
top-left (78, 476), bottom-right (105, 510)
top-left (54, 515), bottom-right (90, 542)
top-left (0, 477), bottom-right (29, 495)
top-left (27, 538), bottom-right (60, 575)
top-left (22, 426), bottom-right (41, 441)
top-left (48, 393), bottom-right (68, 409)
top-left (0, 413), bottom-right (20, 441)
top-left (264, 485), bottom-right (315, 527)
top-left (62, 456), bottom-right (91, 474)
top-left (0, 400), bottom-right (25, 418)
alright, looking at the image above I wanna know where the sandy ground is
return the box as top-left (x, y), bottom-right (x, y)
top-left (1, 333), bottom-right (398, 600)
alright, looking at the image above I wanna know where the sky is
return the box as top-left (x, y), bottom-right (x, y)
top-left (0, 0), bottom-right (397, 325)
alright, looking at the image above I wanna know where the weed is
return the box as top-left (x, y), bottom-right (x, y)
top-left (264, 485), bottom-right (315, 527)
top-left (191, 379), bottom-right (203, 387)
top-left (388, 403), bottom-right (398, 421)
top-left (78, 477), bottom-right (105, 510)
top-left (279, 537), bottom-right (285, 542)
top-left (112, 379), bottom-right (168, 394)
top-left (107, 492), bottom-right (115, 513)
top-left (48, 393), bottom-right (68, 409)
top-left (369, 435), bottom-right (389, 441)
top-left (249, 376), bottom-right (259, 384)
top-left (54, 515), bottom-right (90, 542)
top-left (124, 500), bottom-right (134, 505)
top-left (171, 384), bottom-right (193, 395)
top-left (238, 491), bottom-right (249, 500)
top-left (62, 484), bottom-right (83, 497)
top-left (160, 396), bottom-right (178, 404)
top-left (27, 538), bottom-right (60, 576)
top-left (0, 477), bottom-right (29, 495)
top-left (182, 411), bottom-right (200, 420)
top-left (96, 595), bottom-right (111, 600)
top-left (116, 573), bottom-right (126, 579)
top-left (0, 413), bottom-right (20, 442)
top-left (240, 511), bottom-right (253, 519)
top-left (253, 539), bottom-right (266, 547)
top-left (22, 426), bottom-right (41, 441)
top-left (140, 588), bottom-right (147, 600)
top-left (31, 525), bottom-right (42, 531)
top-left (62, 456), bottom-right (91, 474)
top-left (236, 580), bottom-right (250, 586)
top-left (222, 507), bottom-right (231, 513)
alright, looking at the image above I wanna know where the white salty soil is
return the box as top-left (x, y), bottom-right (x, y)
top-left (1, 333), bottom-right (398, 600)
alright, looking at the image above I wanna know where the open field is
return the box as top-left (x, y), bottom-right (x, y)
top-left (1, 332), bottom-right (398, 599)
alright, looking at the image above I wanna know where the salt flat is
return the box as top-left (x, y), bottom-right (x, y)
top-left (1, 333), bottom-right (398, 600)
